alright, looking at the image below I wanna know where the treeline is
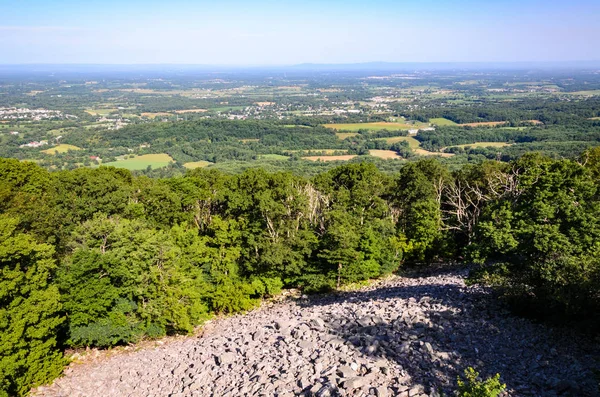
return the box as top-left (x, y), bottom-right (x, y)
top-left (2, 151), bottom-right (600, 395)
top-left (416, 124), bottom-right (600, 152)
top-left (397, 97), bottom-right (600, 124)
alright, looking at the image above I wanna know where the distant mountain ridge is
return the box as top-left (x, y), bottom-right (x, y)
top-left (0, 61), bottom-right (599, 76)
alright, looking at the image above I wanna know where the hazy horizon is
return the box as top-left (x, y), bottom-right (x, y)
top-left (1, 0), bottom-right (599, 65)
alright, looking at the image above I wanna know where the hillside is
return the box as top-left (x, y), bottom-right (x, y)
top-left (32, 269), bottom-right (599, 397)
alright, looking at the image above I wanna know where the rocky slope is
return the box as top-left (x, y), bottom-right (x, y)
top-left (33, 268), bottom-right (599, 397)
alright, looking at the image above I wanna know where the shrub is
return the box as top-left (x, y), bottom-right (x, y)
top-left (298, 274), bottom-right (335, 294)
top-left (211, 281), bottom-right (258, 313)
top-left (456, 367), bottom-right (506, 397)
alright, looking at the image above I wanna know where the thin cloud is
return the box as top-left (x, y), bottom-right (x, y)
top-left (0, 26), bottom-right (83, 32)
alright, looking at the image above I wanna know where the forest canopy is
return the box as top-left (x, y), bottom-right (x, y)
top-left (2, 148), bottom-right (600, 395)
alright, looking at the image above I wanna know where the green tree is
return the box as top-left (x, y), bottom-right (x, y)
top-left (470, 154), bottom-right (600, 317)
top-left (0, 216), bottom-right (65, 397)
top-left (59, 214), bottom-right (210, 347)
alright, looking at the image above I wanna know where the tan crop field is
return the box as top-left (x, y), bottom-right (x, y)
top-left (175, 109), bottom-right (208, 114)
top-left (302, 155), bottom-right (357, 162)
top-left (141, 112), bottom-right (173, 118)
top-left (369, 150), bottom-right (403, 159)
top-left (414, 149), bottom-right (454, 157)
top-left (183, 161), bottom-right (212, 169)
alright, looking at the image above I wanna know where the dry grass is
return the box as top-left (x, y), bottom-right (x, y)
top-left (302, 155), bottom-right (357, 162)
top-left (183, 161), bottom-right (212, 169)
top-left (174, 109), bottom-right (208, 114)
top-left (414, 149), bottom-right (454, 157)
top-left (369, 150), bottom-right (403, 159)
top-left (141, 112), bottom-right (172, 118)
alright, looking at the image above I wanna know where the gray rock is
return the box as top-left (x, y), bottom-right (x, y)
top-left (337, 365), bottom-right (355, 379)
top-left (215, 352), bottom-right (236, 366)
top-left (343, 376), bottom-right (370, 390)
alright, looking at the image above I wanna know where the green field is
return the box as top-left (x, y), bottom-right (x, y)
top-left (183, 161), bottom-right (212, 169)
top-left (210, 105), bottom-right (246, 112)
top-left (85, 108), bottom-right (117, 116)
top-left (42, 144), bottom-right (82, 154)
top-left (103, 154), bottom-right (175, 170)
top-left (568, 90), bottom-right (600, 96)
top-left (324, 122), bottom-right (425, 132)
top-left (429, 118), bottom-right (457, 126)
top-left (381, 136), bottom-right (421, 148)
top-left (258, 154), bottom-right (289, 160)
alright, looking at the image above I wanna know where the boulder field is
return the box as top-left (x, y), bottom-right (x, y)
top-left (33, 268), bottom-right (599, 397)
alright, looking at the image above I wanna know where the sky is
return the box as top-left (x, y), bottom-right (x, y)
top-left (0, 0), bottom-right (598, 65)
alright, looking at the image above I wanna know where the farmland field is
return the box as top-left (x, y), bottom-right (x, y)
top-left (414, 149), bottom-right (454, 157)
top-left (324, 122), bottom-right (425, 131)
top-left (369, 150), bottom-right (403, 159)
top-left (289, 149), bottom-right (346, 155)
top-left (175, 109), bottom-right (208, 114)
top-left (380, 136), bottom-right (453, 156)
top-left (449, 142), bottom-right (511, 149)
top-left (42, 144), bottom-right (82, 154)
top-left (381, 136), bottom-right (421, 148)
top-left (103, 154), bottom-right (175, 170)
top-left (567, 90), bottom-right (600, 96)
top-left (429, 118), bottom-right (458, 126)
top-left (459, 121), bottom-right (508, 127)
top-left (302, 155), bottom-right (357, 162)
top-left (85, 108), bottom-right (117, 116)
top-left (141, 112), bottom-right (173, 118)
top-left (183, 161), bottom-right (212, 169)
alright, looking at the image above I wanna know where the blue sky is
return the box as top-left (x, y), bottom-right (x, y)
top-left (0, 0), bottom-right (598, 64)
